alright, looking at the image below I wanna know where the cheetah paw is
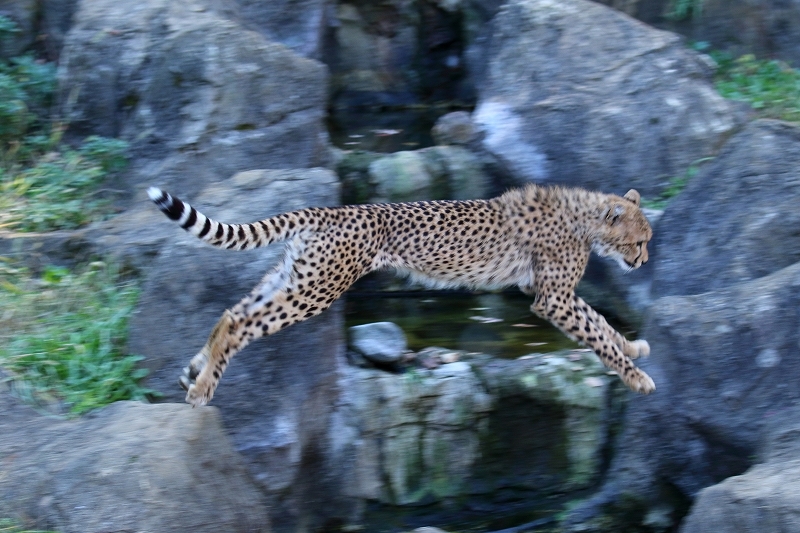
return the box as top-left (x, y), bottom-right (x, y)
top-left (178, 353), bottom-right (213, 407)
top-left (629, 339), bottom-right (650, 360)
top-left (627, 368), bottom-right (655, 395)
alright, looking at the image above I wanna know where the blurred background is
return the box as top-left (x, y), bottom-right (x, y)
top-left (1, 1), bottom-right (799, 532)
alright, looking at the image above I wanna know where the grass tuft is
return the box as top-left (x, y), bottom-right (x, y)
top-left (0, 259), bottom-right (157, 415)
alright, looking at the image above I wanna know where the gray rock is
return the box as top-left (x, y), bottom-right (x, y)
top-left (568, 261), bottom-right (800, 531)
top-left (652, 119), bottom-right (800, 298)
top-left (369, 150), bottom-right (437, 202)
top-left (367, 145), bottom-right (490, 203)
top-left (680, 414), bottom-right (800, 533)
top-left (128, 168), bottom-right (358, 531)
top-left (58, 0), bottom-right (329, 199)
top-left (432, 111), bottom-right (478, 146)
top-left (474, 0), bottom-right (747, 196)
top-left (0, 397), bottom-right (269, 533)
top-left (232, 0), bottom-right (329, 59)
top-left (348, 322), bottom-right (408, 364)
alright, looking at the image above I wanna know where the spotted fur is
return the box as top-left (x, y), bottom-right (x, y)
top-left (148, 184), bottom-right (654, 407)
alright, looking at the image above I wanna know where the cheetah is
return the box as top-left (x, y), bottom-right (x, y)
top-left (148, 184), bottom-right (654, 407)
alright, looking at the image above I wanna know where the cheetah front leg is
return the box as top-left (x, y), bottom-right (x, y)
top-left (530, 288), bottom-right (655, 394)
top-left (571, 294), bottom-right (650, 360)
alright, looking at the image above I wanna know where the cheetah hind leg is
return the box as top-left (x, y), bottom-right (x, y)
top-left (179, 309), bottom-right (238, 407)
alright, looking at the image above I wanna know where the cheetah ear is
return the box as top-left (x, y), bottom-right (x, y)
top-left (623, 189), bottom-right (641, 206)
top-left (601, 204), bottom-right (626, 225)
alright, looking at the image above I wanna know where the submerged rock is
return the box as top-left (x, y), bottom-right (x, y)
top-left (349, 321), bottom-right (408, 363)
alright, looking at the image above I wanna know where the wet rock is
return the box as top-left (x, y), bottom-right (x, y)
top-left (366, 145), bottom-right (490, 202)
top-left (652, 119), bottom-right (800, 298)
top-left (349, 321), bottom-right (408, 364)
top-left (474, 0), bottom-right (747, 196)
top-left (0, 398), bottom-right (269, 533)
top-left (432, 111), bottom-right (478, 146)
top-left (58, 0), bottom-right (329, 199)
top-left (331, 348), bottom-right (614, 510)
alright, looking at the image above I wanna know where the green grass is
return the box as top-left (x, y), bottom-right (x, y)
top-left (0, 259), bottom-right (157, 415)
top-left (0, 518), bottom-right (57, 533)
top-left (641, 158), bottom-right (711, 210)
top-left (713, 51), bottom-right (800, 122)
top-left (0, 15), bottom-right (129, 233)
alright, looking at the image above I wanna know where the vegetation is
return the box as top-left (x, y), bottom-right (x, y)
top-left (0, 518), bottom-right (57, 533)
top-left (667, 0), bottom-right (704, 21)
top-left (641, 158), bottom-right (712, 210)
top-left (712, 51), bottom-right (800, 122)
top-left (0, 259), bottom-right (156, 415)
top-left (0, 15), bottom-right (129, 233)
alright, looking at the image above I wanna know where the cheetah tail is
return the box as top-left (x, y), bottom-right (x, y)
top-left (147, 187), bottom-right (300, 251)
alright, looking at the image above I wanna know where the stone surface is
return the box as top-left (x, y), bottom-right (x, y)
top-left (0, 0), bottom-right (38, 58)
top-left (567, 261), bottom-right (800, 531)
top-left (349, 321), bottom-right (408, 363)
top-left (331, 348), bottom-right (614, 511)
top-left (232, 0), bottom-right (329, 59)
top-left (58, 0), bottom-right (330, 199)
top-left (652, 119), bottom-right (800, 298)
top-left (473, 0), bottom-right (746, 196)
top-left (127, 168), bottom-right (357, 531)
top-left (680, 413), bottom-right (800, 533)
top-left (0, 397), bottom-right (269, 533)
top-left (432, 111), bottom-right (477, 146)
top-left (367, 145), bottom-right (490, 202)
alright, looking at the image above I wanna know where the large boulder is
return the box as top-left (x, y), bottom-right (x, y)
top-left (127, 168), bottom-right (356, 530)
top-left (473, 0), bottom-right (747, 196)
top-left (0, 396), bottom-right (269, 533)
top-left (567, 261), bottom-right (800, 531)
top-left (58, 0), bottom-right (330, 198)
top-left (652, 119), bottom-right (800, 298)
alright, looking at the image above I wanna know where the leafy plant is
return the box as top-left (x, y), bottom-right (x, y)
top-left (0, 259), bottom-right (158, 415)
top-left (642, 158), bottom-right (712, 210)
top-left (713, 53), bottom-right (800, 122)
top-left (0, 517), bottom-right (57, 533)
top-left (0, 15), bottom-right (128, 233)
top-left (667, 0), bottom-right (704, 21)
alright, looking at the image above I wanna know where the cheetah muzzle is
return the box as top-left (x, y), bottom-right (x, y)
top-left (149, 184), bottom-right (655, 407)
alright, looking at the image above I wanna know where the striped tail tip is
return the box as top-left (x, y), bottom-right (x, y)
top-left (147, 186), bottom-right (184, 221)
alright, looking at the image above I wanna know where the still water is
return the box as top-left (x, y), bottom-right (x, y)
top-left (345, 290), bottom-right (581, 359)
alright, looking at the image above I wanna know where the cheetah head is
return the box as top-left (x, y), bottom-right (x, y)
top-left (591, 189), bottom-right (653, 272)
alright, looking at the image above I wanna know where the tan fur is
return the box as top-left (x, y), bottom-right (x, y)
top-left (149, 184), bottom-right (654, 407)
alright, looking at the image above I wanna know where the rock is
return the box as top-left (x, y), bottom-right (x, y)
top-left (331, 348), bottom-right (614, 512)
top-left (652, 119), bottom-right (800, 298)
top-left (0, 397), bottom-right (269, 533)
top-left (432, 111), bottom-right (477, 146)
top-left (349, 322), bottom-right (408, 364)
top-left (680, 413), bottom-right (800, 533)
top-left (366, 145), bottom-right (490, 203)
top-left (370, 150), bottom-right (437, 202)
top-left (473, 0), bottom-right (747, 196)
top-left (232, 0), bottom-right (329, 59)
top-left (324, 1), bottom-right (469, 108)
top-left (568, 261), bottom-right (800, 531)
top-left (58, 0), bottom-right (330, 199)
top-left (127, 168), bottom-right (358, 531)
